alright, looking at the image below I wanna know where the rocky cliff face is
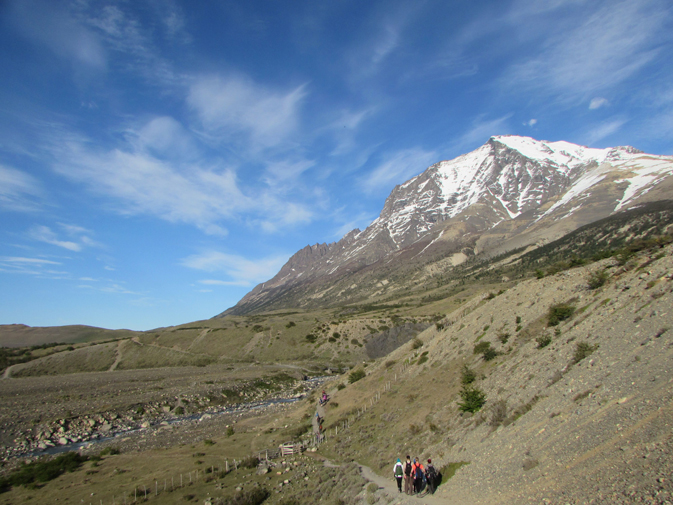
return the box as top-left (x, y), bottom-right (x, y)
top-left (221, 136), bottom-right (673, 316)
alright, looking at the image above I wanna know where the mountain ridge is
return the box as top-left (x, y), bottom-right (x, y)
top-left (221, 136), bottom-right (673, 316)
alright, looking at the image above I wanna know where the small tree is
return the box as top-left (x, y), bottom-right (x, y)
top-left (548, 303), bottom-right (575, 326)
top-left (587, 269), bottom-right (609, 289)
top-left (461, 364), bottom-right (477, 385)
top-left (458, 386), bottom-right (487, 413)
top-left (348, 369), bottom-right (366, 384)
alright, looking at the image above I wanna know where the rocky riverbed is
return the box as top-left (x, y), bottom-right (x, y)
top-left (0, 363), bottom-right (331, 462)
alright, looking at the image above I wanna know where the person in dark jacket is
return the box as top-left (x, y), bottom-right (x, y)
top-left (403, 455), bottom-right (413, 494)
top-left (425, 458), bottom-right (437, 495)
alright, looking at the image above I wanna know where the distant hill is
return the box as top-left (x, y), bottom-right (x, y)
top-left (0, 324), bottom-right (140, 348)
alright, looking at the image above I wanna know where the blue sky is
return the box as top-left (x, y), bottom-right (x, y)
top-left (1, 0), bottom-right (672, 331)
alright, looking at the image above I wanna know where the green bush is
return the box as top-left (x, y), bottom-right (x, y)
top-left (482, 347), bottom-right (498, 361)
top-left (0, 452), bottom-right (88, 492)
top-left (305, 334), bottom-right (317, 343)
top-left (536, 335), bottom-right (552, 349)
top-left (473, 341), bottom-right (491, 355)
top-left (411, 338), bottom-right (423, 349)
top-left (587, 269), bottom-right (609, 289)
top-left (348, 369), bottom-right (366, 384)
top-left (225, 426), bottom-right (235, 437)
top-left (458, 386), bottom-right (487, 413)
top-left (285, 321), bottom-right (296, 328)
top-left (174, 406), bottom-right (184, 415)
top-left (460, 365), bottom-right (477, 385)
top-left (547, 303), bottom-right (575, 326)
top-left (572, 342), bottom-right (599, 364)
top-left (222, 487), bottom-right (270, 505)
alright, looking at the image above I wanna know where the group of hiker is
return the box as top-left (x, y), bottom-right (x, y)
top-left (393, 456), bottom-right (438, 496)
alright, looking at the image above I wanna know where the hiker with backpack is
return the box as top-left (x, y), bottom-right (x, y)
top-left (425, 459), bottom-right (437, 495)
top-left (412, 457), bottom-right (425, 495)
top-left (393, 458), bottom-right (404, 492)
top-left (403, 455), bottom-right (413, 494)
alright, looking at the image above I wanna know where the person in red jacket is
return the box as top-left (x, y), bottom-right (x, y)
top-left (411, 457), bottom-right (425, 494)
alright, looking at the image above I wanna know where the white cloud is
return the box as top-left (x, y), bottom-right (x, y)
top-left (9, 0), bottom-right (106, 69)
top-left (0, 256), bottom-right (64, 277)
top-left (182, 251), bottom-right (289, 286)
top-left (450, 114), bottom-right (513, 154)
top-left (589, 97), bottom-right (609, 110)
top-left (527, 119), bottom-right (538, 126)
top-left (29, 225), bottom-right (81, 251)
top-left (361, 148), bottom-right (438, 194)
top-left (27, 223), bottom-right (102, 251)
top-left (188, 74), bottom-right (307, 149)
top-left (0, 164), bottom-right (43, 212)
top-left (586, 118), bottom-right (628, 145)
top-left (51, 137), bottom-right (252, 235)
top-left (503, 0), bottom-right (668, 98)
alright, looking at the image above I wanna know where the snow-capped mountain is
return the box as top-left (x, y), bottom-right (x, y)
top-left (222, 136), bottom-right (673, 315)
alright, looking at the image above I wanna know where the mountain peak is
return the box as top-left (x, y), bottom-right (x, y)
top-left (222, 136), bottom-right (673, 315)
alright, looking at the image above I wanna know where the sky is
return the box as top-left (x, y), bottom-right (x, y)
top-left (1, 0), bottom-right (672, 331)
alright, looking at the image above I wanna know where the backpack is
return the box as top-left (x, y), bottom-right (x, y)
top-left (426, 464), bottom-right (436, 480)
top-left (404, 462), bottom-right (412, 476)
top-left (415, 465), bottom-right (424, 480)
top-left (394, 464), bottom-right (403, 477)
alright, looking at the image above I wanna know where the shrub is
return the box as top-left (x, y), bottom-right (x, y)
top-left (587, 269), bottom-right (609, 289)
top-left (458, 386), bottom-right (487, 413)
top-left (251, 325), bottom-right (264, 333)
top-left (435, 322), bottom-right (444, 330)
top-left (332, 332), bottom-right (340, 339)
top-left (497, 331), bottom-right (510, 344)
top-left (240, 455), bottom-right (259, 469)
top-left (417, 354), bottom-right (429, 365)
top-left (285, 321), bottom-right (296, 328)
top-left (0, 452), bottom-right (88, 492)
top-left (473, 341), bottom-right (498, 361)
top-left (439, 461), bottom-right (470, 483)
top-left (473, 341), bottom-right (491, 355)
top-left (305, 334), bottom-right (317, 343)
top-left (204, 439), bottom-right (215, 446)
top-left (174, 406), bottom-right (184, 415)
top-left (222, 487), bottom-right (270, 505)
top-left (337, 383), bottom-right (346, 390)
top-left (460, 365), bottom-right (477, 385)
top-left (535, 269), bottom-right (545, 279)
top-left (536, 335), bottom-right (552, 349)
top-left (411, 338), bottom-right (423, 349)
top-left (572, 342), bottom-right (599, 364)
top-left (225, 426), bottom-right (235, 437)
top-left (547, 303), bottom-right (575, 326)
top-left (367, 482), bottom-right (378, 493)
top-left (482, 348), bottom-right (498, 361)
top-left (489, 399), bottom-right (508, 427)
top-left (348, 369), bottom-right (366, 384)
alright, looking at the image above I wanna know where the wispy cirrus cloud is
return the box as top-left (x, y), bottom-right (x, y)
top-left (360, 147), bottom-right (438, 194)
top-left (502, 0), bottom-right (669, 99)
top-left (28, 223), bottom-right (102, 252)
top-left (585, 117), bottom-right (628, 145)
top-left (7, 0), bottom-right (106, 70)
top-left (0, 256), bottom-right (66, 278)
top-left (182, 251), bottom-right (290, 286)
top-left (0, 164), bottom-right (43, 212)
top-left (188, 74), bottom-right (307, 149)
top-left (450, 114), bottom-right (513, 154)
